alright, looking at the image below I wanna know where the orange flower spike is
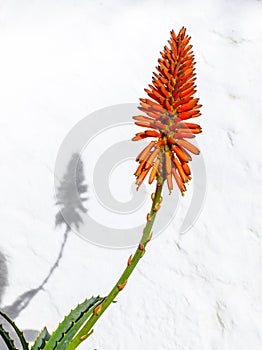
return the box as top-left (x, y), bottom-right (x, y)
top-left (132, 26), bottom-right (202, 194)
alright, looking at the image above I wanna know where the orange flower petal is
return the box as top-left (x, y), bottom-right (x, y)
top-left (176, 139), bottom-right (200, 155)
top-left (149, 158), bottom-right (160, 184)
top-left (172, 168), bottom-right (186, 194)
top-left (145, 148), bottom-right (160, 170)
top-left (134, 160), bottom-right (147, 177)
top-left (174, 132), bottom-right (196, 139)
top-left (176, 128), bottom-right (201, 134)
top-left (166, 173), bottom-right (173, 193)
top-left (171, 146), bottom-right (192, 162)
top-left (136, 169), bottom-right (150, 189)
top-left (178, 122), bottom-right (201, 129)
top-left (173, 157), bottom-right (188, 183)
top-left (165, 151), bottom-right (172, 175)
top-left (178, 109), bottom-right (201, 120)
top-left (182, 161), bottom-right (191, 175)
top-left (178, 98), bottom-right (199, 113)
top-left (136, 141), bottom-right (155, 162)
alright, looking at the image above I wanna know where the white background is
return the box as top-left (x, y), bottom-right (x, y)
top-left (0, 0), bottom-right (262, 349)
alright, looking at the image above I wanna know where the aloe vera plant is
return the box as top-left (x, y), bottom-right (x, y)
top-left (1, 26), bottom-right (202, 349)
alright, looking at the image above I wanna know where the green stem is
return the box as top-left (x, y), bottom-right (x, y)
top-left (68, 176), bottom-right (164, 350)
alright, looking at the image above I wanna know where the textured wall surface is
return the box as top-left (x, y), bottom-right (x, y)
top-left (0, 1), bottom-right (262, 349)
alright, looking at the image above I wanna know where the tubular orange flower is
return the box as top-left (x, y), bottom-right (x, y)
top-left (132, 27), bottom-right (202, 195)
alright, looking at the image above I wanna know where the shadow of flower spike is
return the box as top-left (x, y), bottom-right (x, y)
top-left (55, 152), bottom-right (88, 230)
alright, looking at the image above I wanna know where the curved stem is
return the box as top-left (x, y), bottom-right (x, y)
top-left (40, 226), bottom-right (70, 289)
top-left (68, 176), bottom-right (164, 350)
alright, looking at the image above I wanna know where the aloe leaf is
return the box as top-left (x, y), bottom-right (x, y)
top-left (43, 296), bottom-right (102, 350)
top-left (31, 327), bottom-right (50, 350)
top-left (0, 323), bottom-right (19, 350)
top-left (55, 298), bottom-right (104, 350)
top-left (0, 311), bottom-right (29, 350)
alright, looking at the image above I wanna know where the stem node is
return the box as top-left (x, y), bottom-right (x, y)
top-left (80, 329), bottom-right (94, 341)
top-left (93, 303), bottom-right (102, 316)
top-left (138, 242), bottom-right (145, 251)
top-left (117, 281), bottom-right (127, 291)
top-left (153, 202), bottom-right (161, 212)
top-left (127, 255), bottom-right (133, 266)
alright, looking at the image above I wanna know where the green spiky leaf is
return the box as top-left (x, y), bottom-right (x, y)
top-left (31, 327), bottom-right (50, 350)
top-left (0, 323), bottom-right (19, 350)
top-left (0, 311), bottom-right (29, 350)
top-left (43, 296), bottom-right (102, 350)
